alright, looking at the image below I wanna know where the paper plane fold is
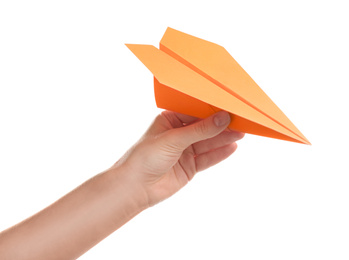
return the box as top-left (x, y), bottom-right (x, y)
top-left (126, 27), bottom-right (310, 144)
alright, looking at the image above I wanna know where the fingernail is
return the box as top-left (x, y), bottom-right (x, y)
top-left (214, 111), bottom-right (230, 127)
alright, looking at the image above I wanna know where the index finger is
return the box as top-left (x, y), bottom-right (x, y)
top-left (161, 110), bottom-right (201, 126)
top-left (173, 112), bottom-right (200, 125)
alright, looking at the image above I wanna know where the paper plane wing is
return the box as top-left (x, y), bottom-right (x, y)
top-left (126, 28), bottom-right (310, 144)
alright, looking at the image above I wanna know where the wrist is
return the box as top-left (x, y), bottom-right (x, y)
top-left (105, 164), bottom-right (150, 213)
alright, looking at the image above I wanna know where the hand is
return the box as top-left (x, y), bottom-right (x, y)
top-left (115, 110), bottom-right (244, 207)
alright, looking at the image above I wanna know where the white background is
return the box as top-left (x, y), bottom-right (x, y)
top-left (0, 1), bottom-right (348, 259)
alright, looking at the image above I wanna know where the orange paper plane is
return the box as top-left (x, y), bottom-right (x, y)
top-left (126, 27), bottom-right (310, 144)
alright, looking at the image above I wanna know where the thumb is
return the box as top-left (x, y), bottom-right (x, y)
top-left (164, 111), bottom-right (231, 151)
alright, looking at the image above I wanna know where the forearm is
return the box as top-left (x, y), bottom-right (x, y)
top-left (0, 165), bottom-right (148, 260)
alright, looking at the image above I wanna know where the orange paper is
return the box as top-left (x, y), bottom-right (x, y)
top-left (126, 27), bottom-right (310, 144)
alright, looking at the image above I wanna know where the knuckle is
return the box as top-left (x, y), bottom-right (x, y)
top-left (194, 120), bottom-right (209, 137)
top-left (163, 130), bottom-right (188, 151)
